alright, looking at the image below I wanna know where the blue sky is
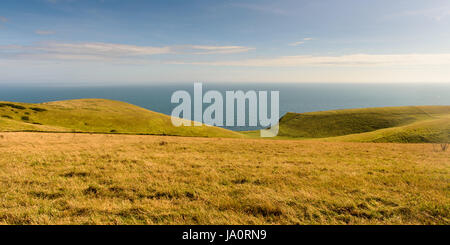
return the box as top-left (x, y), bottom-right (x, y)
top-left (1, 0), bottom-right (450, 84)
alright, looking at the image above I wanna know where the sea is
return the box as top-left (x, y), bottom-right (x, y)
top-left (1, 83), bottom-right (449, 131)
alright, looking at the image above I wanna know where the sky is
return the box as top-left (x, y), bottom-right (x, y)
top-left (1, 0), bottom-right (450, 85)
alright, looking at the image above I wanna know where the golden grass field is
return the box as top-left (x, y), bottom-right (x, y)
top-left (0, 132), bottom-right (448, 224)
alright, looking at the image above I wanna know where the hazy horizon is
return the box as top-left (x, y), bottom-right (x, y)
top-left (2, 83), bottom-right (449, 131)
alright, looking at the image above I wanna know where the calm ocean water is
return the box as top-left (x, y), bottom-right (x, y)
top-left (1, 83), bottom-right (449, 131)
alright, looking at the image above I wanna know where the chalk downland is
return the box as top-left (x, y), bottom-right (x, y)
top-left (0, 99), bottom-right (243, 138)
top-left (245, 105), bottom-right (450, 143)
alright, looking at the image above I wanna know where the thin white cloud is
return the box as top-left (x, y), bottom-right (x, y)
top-left (5, 42), bottom-right (448, 69)
top-left (0, 42), bottom-right (251, 61)
top-left (44, 42), bottom-right (171, 56)
top-left (171, 53), bottom-right (450, 67)
top-left (35, 30), bottom-right (55, 35)
top-left (174, 45), bottom-right (253, 54)
top-left (289, 41), bottom-right (304, 46)
top-left (289, 38), bottom-right (314, 46)
top-left (0, 16), bottom-right (7, 23)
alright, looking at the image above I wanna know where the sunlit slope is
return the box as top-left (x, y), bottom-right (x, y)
top-left (0, 99), bottom-right (243, 138)
top-left (277, 106), bottom-right (450, 143)
top-left (322, 117), bottom-right (450, 143)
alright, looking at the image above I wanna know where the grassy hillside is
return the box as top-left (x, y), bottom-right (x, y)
top-left (2, 99), bottom-right (448, 142)
top-left (0, 132), bottom-right (448, 224)
top-left (0, 99), bottom-right (242, 138)
top-left (273, 106), bottom-right (450, 143)
top-left (323, 117), bottom-right (450, 143)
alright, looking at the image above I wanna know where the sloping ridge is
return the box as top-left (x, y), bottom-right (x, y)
top-left (278, 105), bottom-right (450, 143)
top-left (0, 99), bottom-right (243, 138)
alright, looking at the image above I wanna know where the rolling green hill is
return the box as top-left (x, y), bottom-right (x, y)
top-left (1, 99), bottom-right (449, 143)
top-left (322, 117), bottom-right (450, 143)
top-left (0, 99), bottom-right (243, 138)
top-left (273, 106), bottom-right (450, 143)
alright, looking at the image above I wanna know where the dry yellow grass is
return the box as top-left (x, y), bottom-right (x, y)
top-left (0, 132), bottom-right (448, 224)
